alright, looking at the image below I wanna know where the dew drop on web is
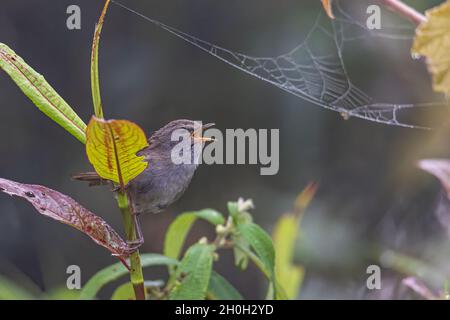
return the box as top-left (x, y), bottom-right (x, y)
top-left (411, 53), bottom-right (421, 60)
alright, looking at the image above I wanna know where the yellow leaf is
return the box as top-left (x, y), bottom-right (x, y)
top-left (412, 0), bottom-right (450, 95)
top-left (272, 182), bottom-right (317, 299)
top-left (274, 215), bottom-right (297, 266)
top-left (86, 116), bottom-right (148, 188)
top-left (273, 214), bottom-right (304, 299)
top-left (321, 0), bottom-right (335, 19)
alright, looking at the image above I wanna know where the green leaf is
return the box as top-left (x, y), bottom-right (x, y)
top-left (164, 209), bottom-right (225, 260)
top-left (90, 0), bottom-right (111, 118)
top-left (228, 200), bottom-right (253, 226)
top-left (169, 243), bottom-right (215, 300)
top-left (164, 214), bottom-right (196, 261)
top-left (0, 43), bottom-right (87, 144)
top-left (237, 222), bottom-right (276, 297)
top-left (45, 286), bottom-right (80, 300)
top-left (232, 236), bottom-right (250, 270)
top-left (79, 254), bottom-right (177, 299)
top-left (228, 200), bottom-right (253, 270)
top-left (227, 201), bottom-right (239, 219)
top-left (267, 281), bottom-right (290, 300)
top-left (207, 271), bottom-right (243, 300)
top-left (0, 275), bottom-right (36, 300)
top-left (193, 209), bottom-right (226, 225)
top-left (237, 223), bottom-right (275, 277)
top-left (111, 282), bottom-right (135, 300)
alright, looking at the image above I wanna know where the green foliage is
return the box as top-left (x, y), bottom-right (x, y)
top-left (169, 243), bottom-right (215, 300)
top-left (237, 223), bottom-right (275, 278)
top-left (0, 275), bottom-right (35, 300)
top-left (79, 254), bottom-right (177, 300)
top-left (111, 283), bottom-right (135, 300)
top-left (227, 201), bottom-right (239, 219)
top-left (164, 209), bottom-right (225, 260)
top-left (232, 236), bottom-right (250, 270)
top-left (234, 221), bottom-right (289, 300)
top-left (45, 287), bottom-right (80, 300)
top-left (90, 0), bottom-right (110, 118)
top-left (207, 272), bottom-right (243, 300)
top-left (0, 43), bottom-right (87, 143)
top-left (161, 198), bottom-right (295, 300)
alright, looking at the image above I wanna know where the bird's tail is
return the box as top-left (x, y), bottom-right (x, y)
top-left (71, 172), bottom-right (108, 186)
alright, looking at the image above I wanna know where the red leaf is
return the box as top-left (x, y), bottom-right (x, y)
top-left (418, 159), bottom-right (450, 199)
top-left (402, 277), bottom-right (438, 300)
top-left (0, 177), bottom-right (131, 258)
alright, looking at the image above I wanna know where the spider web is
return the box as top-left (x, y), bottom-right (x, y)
top-left (111, 0), bottom-right (447, 129)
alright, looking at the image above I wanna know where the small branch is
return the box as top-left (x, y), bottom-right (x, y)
top-left (379, 0), bottom-right (427, 26)
top-left (91, 0), bottom-right (110, 119)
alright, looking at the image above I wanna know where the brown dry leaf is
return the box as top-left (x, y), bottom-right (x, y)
top-left (412, 0), bottom-right (450, 95)
top-left (321, 0), bottom-right (335, 19)
top-left (294, 181), bottom-right (319, 215)
top-left (418, 159), bottom-right (450, 199)
top-left (0, 177), bottom-right (130, 257)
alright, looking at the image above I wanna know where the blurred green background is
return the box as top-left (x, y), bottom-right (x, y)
top-left (0, 0), bottom-right (449, 299)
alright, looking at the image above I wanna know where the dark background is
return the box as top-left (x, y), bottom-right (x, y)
top-left (0, 0), bottom-right (449, 299)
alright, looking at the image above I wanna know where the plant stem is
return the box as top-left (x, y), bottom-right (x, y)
top-left (116, 192), bottom-right (146, 300)
top-left (378, 0), bottom-right (427, 26)
top-left (234, 243), bottom-right (270, 279)
top-left (234, 243), bottom-right (277, 299)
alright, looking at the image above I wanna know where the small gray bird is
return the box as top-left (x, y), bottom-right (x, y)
top-left (73, 119), bottom-right (214, 217)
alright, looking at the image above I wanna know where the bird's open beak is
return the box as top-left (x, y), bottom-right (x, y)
top-left (193, 123), bottom-right (215, 142)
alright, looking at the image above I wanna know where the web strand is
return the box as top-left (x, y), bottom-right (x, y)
top-left (111, 0), bottom-right (447, 129)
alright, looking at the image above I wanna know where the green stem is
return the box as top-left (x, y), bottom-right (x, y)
top-left (234, 243), bottom-right (269, 279)
top-left (234, 243), bottom-right (277, 299)
top-left (116, 192), bottom-right (146, 300)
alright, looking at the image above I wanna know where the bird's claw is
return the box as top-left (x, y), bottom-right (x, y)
top-left (126, 239), bottom-right (144, 252)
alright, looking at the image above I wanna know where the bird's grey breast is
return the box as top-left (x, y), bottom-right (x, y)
top-left (128, 156), bottom-right (197, 215)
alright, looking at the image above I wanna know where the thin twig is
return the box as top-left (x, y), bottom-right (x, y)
top-left (378, 0), bottom-right (427, 26)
